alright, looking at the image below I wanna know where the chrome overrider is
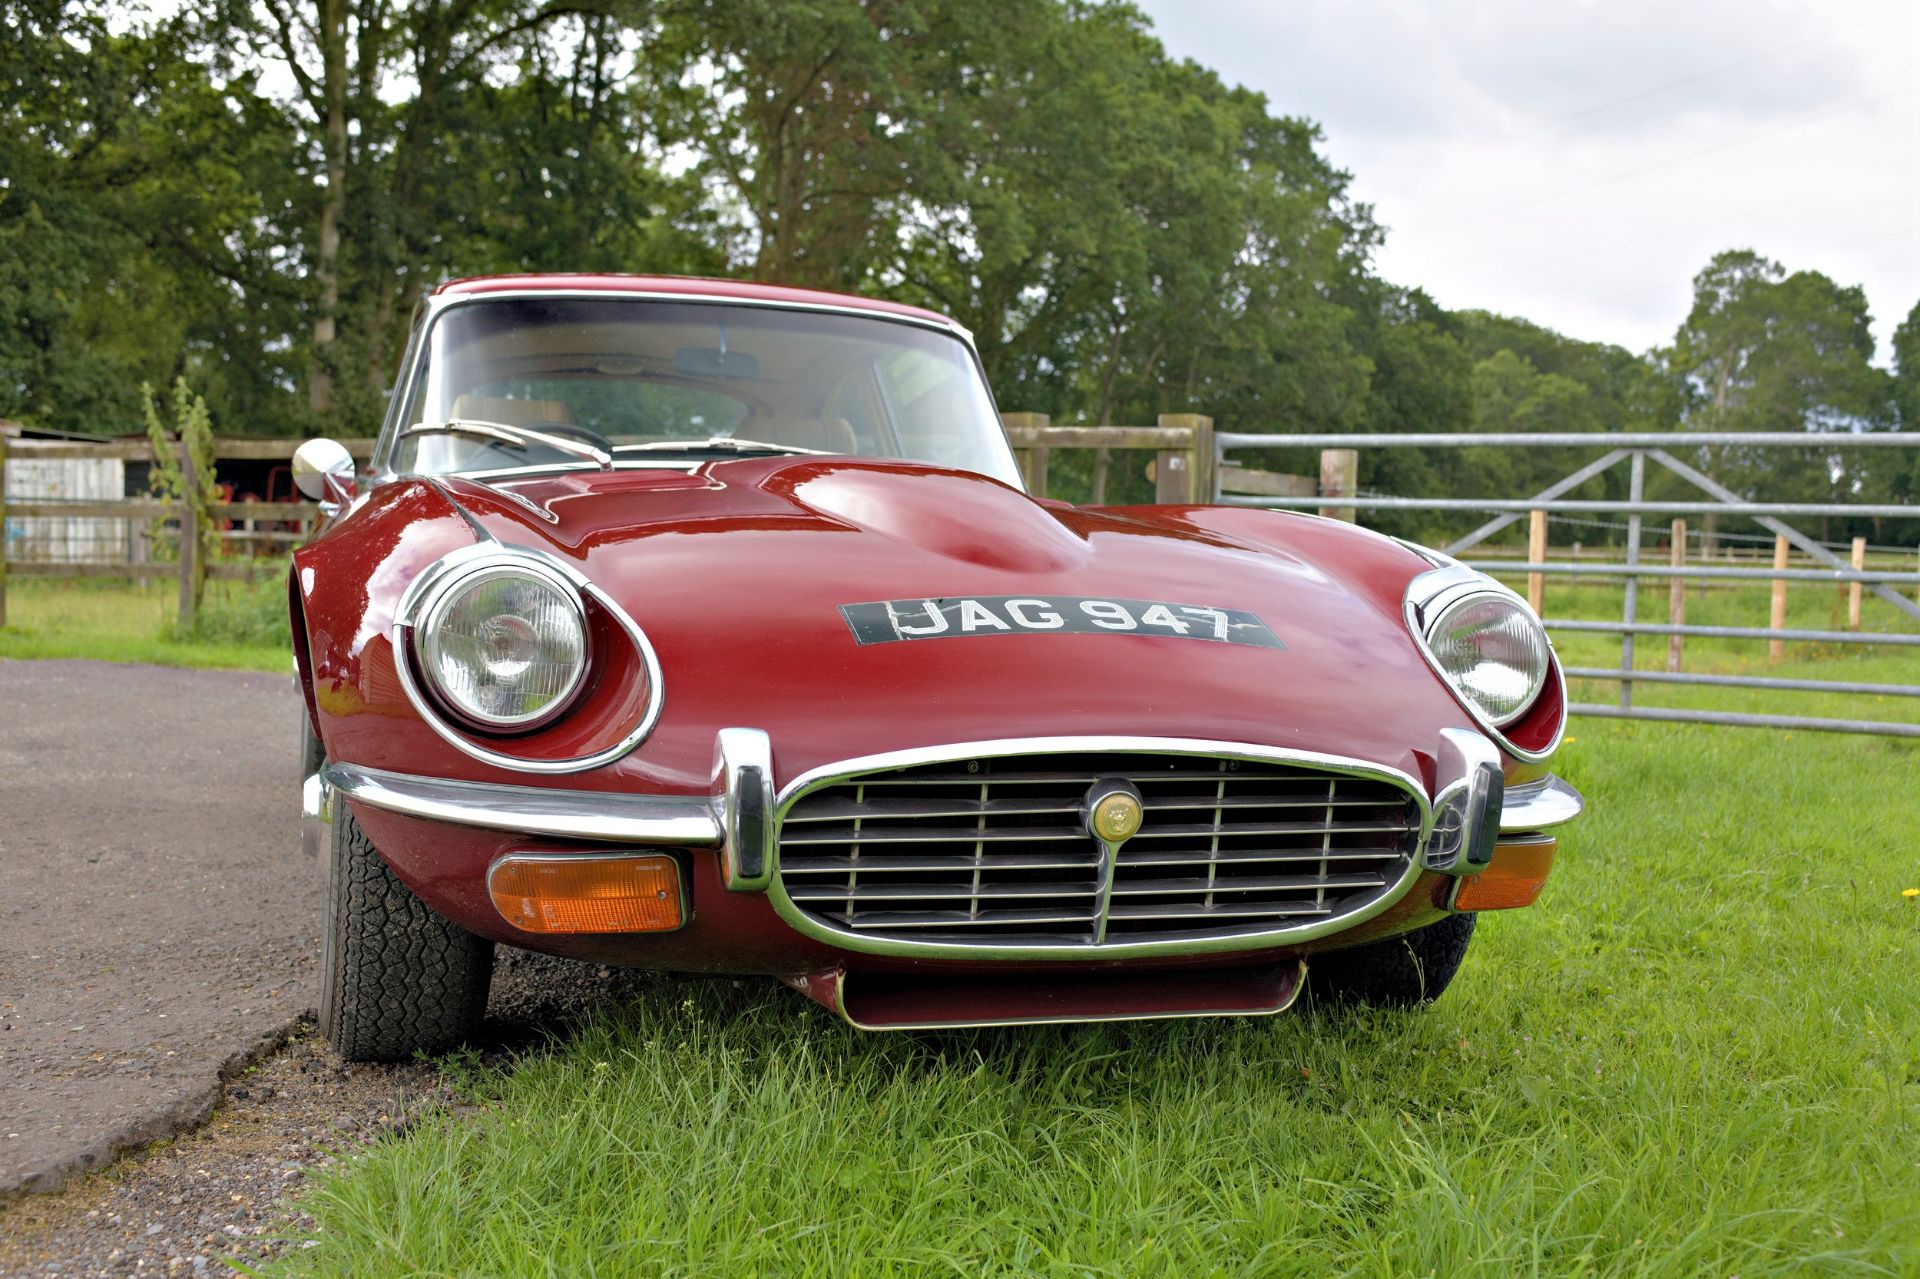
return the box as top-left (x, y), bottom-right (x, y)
top-left (313, 730), bottom-right (1585, 943)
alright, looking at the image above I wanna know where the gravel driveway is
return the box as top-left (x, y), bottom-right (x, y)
top-left (0, 659), bottom-right (316, 1198)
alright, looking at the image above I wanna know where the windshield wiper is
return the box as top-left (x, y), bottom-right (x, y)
top-left (613, 437), bottom-right (828, 457)
top-left (400, 418), bottom-right (612, 470)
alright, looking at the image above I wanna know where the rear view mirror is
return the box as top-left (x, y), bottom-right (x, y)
top-left (674, 347), bottom-right (760, 380)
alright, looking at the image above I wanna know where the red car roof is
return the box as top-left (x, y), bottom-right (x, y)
top-left (432, 273), bottom-right (957, 327)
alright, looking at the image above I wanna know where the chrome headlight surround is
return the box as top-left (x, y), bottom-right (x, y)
top-left (392, 543), bottom-right (664, 774)
top-left (1404, 565), bottom-right (1563, 762)
top-left (414, 558), bottom-right (589, 731)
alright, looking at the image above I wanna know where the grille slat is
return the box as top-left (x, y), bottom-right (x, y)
top-left (1107, 900), bottom-right (1335, 922)
top-left (1120, 820), bottom-right (1419, 840)
top-left (1115, 846), bottom-right (1403, 868)
top-left (1107, 872), bottom-right (1388, 897)
top-left (782, 853), bottom-right (1101, 875)
top-left (789, 881), bottom-right (1101, 905)
top-left (777, 750), bottom-right (1420, 948)
top-left (839, 907), bottom-right (1100, 931)
top-left (783, 797), bottom-right (1085, 823)
top-left (1139, 795), bottom-right (1412, 812)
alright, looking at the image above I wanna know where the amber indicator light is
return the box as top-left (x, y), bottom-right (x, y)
top-left (1453, 839), bottom-right (1556, 912)
top-left (489, 854), bottom-right (684, 934)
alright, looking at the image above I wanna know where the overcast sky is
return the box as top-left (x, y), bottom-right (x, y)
top-left (1131, 0), bottom-right (1918, 364)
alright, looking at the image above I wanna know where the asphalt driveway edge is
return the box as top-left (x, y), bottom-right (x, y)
top-left (0, 1011), bottom-right (315, 1201)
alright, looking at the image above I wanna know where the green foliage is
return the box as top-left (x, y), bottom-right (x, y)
top-left (1657, 250), bottom-right (1904, 543)
top-left (180, 573), bottom-right (292, 648)
top-left (0, 4), bottom-right (308, 435)
top-left (141, 379), bottom-right (219, 597)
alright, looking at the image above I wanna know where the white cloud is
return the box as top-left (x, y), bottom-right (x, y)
top-left (1134, 0), bottom-right (1918, 362)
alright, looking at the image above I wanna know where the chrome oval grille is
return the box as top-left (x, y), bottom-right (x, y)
top-left (776, 751), bottom-right (1423, 948)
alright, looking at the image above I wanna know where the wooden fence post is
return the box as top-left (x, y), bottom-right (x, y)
top-left (1848, 536), bottom-right (1865, 629)
top-left (1090, 448), bottom-right (1109, 505)
top-left (1157, 414), bottom-right (1213, 502)
top-left (1153, 449), bottom-right (1189, 503)
top-left (1318, 448), bottom-right (1358, 521)
top-left (1526, 509), bottom-right (1547, 616)
top-left (1768, 534), bottom-right (1789, 662)
top-left (176, 438), bottom-right (200, 632)
top-left (0, 429), bottom-right (9, 631)
top-left (1667, 518), bottom-right (1686, 673)
top-left (1001, 412), bottom-right (1049, 498)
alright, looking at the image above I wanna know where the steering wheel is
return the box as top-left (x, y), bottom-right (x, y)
top-left (521, 421), bottom-right (616, 453)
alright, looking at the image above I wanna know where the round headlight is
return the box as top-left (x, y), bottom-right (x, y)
top-left (1424, 592), bottom-right (1550, 727)
top-left (418, 565), bottom-right (588, 730)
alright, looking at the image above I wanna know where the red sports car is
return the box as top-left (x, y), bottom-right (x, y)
top-left (291, 274), bottom-right (1582, 1060)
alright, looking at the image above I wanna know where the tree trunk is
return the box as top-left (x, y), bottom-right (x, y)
top-left (310, 0), bottom-right (349, 415)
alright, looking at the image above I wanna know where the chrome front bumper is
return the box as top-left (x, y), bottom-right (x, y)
top-left (317, 732), bottom-right (1583, 872)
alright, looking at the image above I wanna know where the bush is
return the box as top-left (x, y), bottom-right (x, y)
top-left (175, 575), bottom-right (290, 649)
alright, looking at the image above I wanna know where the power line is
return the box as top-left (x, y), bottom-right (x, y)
top-left (1556, 5), bottom-right (1910, 125)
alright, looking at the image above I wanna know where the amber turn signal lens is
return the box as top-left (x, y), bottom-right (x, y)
top-left (488, 854), bottom-right (684, 934)
top-left (1452, 839), bottom-right (1557, 912)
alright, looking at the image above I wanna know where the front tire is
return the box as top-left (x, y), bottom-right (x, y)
top-left (320, 804), bottom-right (494, 1061)
top-left (1306, 912), bottom-right (1476, 1008)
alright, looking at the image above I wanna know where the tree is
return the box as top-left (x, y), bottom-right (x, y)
top-left (0, 2), bottom-right (306, 433)
top-left (1893, 299), bottom-right (1920, 431)
top-left (1661, 250), bottom-right (1895, 546)
top-left (233, 0), bottom-right (706, 425)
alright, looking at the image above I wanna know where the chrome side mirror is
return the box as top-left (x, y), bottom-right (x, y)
top-left (292, 438), bottom-right (357, 513)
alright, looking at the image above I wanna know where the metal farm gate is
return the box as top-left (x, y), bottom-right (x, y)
top-left (1212, 431), bottom-right (1920, 739)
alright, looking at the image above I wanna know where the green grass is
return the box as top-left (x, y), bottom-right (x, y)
top-left (271, 724), bottom-right (1920, 1275)
top-left (0, 577), bottom-right (290, 672)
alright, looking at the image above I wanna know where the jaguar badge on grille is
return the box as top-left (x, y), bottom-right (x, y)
top-left (1087, 782), bottom-right (1145, 845)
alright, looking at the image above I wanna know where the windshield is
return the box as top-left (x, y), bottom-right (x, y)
top-left (384, 296), bottom-right (1023, 487)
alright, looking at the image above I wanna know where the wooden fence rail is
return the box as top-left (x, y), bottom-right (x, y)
top-left (0, 433), bottom-right (377, 628)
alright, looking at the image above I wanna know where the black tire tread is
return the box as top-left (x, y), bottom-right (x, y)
top-left (1306, 912), bottom-right (1476, 1008)
top-left (320, 806), bottom-right (493, 1061)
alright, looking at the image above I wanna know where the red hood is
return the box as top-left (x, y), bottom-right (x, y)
top-left (409, 458), bottom-right (1476, 791)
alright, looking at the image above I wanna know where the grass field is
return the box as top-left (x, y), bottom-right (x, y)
top-left (0, 577), bottom-right (289, 672)
top-left (266, 721), bottom-right (1920, 1277)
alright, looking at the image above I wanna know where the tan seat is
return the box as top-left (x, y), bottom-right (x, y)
top-left (747, 416), bottom-right (858, 454)
top-left (450, 394), bottom-right (574, 428)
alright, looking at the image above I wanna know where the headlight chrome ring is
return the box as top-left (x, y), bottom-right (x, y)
top-left (1403, 564), bottom-right (1562, 760)
top-left (416, 560), bottom-right (589, 732)
top-left (391, 542), bottom-right (664, 774)
top-left (1423, 590), bottom-right (1549, 727)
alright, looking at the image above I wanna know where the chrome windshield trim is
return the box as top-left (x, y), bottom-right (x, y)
top-left (1499, 774), bottom-right (1584, 833)
top-left (373, 289), bottom-right (984, 481)
top-left (764, 736), bottom-right (1434, 963)
top-left (326, 762), bottom-right (721, 845)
